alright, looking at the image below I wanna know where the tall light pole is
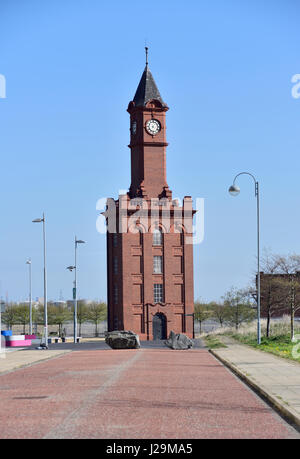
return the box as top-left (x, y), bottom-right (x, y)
top-left (67, 236), bottom-right (85, 343)
top-left (26, 259), bottom-right (32, 335)
top-left (228, 172), bottom-right (261, 345)
top-left (32, 213), bottom-right (48, 347)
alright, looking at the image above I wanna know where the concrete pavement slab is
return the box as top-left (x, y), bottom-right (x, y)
top-left (210, 338), bottom-right (300, 428)
top-left (0, 348), bottom-right (71, 374)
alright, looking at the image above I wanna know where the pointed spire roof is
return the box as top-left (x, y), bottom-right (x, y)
top-left (133, 64), bottom-right (166, 108)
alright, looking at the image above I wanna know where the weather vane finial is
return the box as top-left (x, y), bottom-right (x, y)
top-left (145, 45), bottom-right (149, 67)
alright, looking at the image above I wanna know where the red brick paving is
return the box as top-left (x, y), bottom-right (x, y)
top-left (0, 349), bottom-right (298, 439)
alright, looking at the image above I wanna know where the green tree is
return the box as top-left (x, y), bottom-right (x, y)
top-left (14, 304), bottom-right (30, 334)
top-left (209, 301), bottom-right (229, 328)
top-left (2, 303), bottom-right (18, 330)
top-left (194, 301), bottom-right (212, 334)
top-left (48, 304), bottom-right (72, 337)
top-left (68, 300), bottom-right (90, 337)
top-left (222, 288), bottom-right (255, 330)
top-left (35, 304), bottom-right (45, 326)
top-left (87, 302), bottom-right (107, 337)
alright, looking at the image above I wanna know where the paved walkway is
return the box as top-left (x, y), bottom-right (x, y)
top-left (211, 337), bottom-right (300, 428)
top-left (0, 347), bottom-right (298, 439)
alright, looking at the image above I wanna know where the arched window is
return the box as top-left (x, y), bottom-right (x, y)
top-left (153, 228), bottom-right (163, 246)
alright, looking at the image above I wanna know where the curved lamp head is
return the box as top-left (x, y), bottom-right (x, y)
top-left (228, 184), bottom-right (240, 197)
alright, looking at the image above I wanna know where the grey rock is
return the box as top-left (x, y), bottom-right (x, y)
top-left (105, 330), bottom-right (140, 349)
top-left (164, 330), bottom-right (193, 350)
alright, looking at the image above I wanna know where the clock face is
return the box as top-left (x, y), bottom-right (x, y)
top-left (132, 120), bottom-right (137, 135)
top-left (146, 119), bottom-right (161, 136)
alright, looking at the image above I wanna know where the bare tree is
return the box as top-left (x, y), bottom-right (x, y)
top-left (275, 254), bottom-right (300, 341)
top-left (259, 252), bottom-right (287, 337)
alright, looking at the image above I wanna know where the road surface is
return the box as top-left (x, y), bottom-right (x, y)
top-left (0, 344), bottom-right (298, 439)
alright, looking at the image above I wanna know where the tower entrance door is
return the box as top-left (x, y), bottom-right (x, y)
top-left (152, 313), bottom-right (167, 340)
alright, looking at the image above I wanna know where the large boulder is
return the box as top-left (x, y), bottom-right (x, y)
top-left (164, 330), bottom-right (193, 350)
top-left (105, 330), bottom-right (140, 349)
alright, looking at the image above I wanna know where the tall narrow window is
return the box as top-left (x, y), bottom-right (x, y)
top-left (113, 316), bottom-right (118, 330)
top-left (153, 256), bottom-right (163, 274)
top-left (154, 284), bottom-right (164, 303)
top-left (136, 225), bottom-right (144, 245)
top-left (113, 256), bottom-right (118, 274)
top-left (180, 231), bottom-right (184, 246)
top-left (153, 228), bottom-right (163, 246)
top-left (113, 233), bottom-right (118, 248)
top-left (113, 285), bottom-right (118, 304)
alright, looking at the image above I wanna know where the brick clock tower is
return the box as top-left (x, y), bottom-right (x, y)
top-left (106, 51), bottom-right (195, 340)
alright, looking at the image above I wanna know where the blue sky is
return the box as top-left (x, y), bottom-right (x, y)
top-left (0, 0), bottom-right (300, 303)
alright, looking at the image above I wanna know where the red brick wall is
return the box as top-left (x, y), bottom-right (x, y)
top-left (106, 98), bottom-right (195, 340)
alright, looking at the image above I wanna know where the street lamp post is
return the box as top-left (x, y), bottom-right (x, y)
top-left (32, 213), bottom-right (48, 347)
top-left (26, 259), bottom-right (32, 335)
top-left (67, 236), bottom-right (85, 343)
top-left (228, 172), bottom-right (261, 345)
